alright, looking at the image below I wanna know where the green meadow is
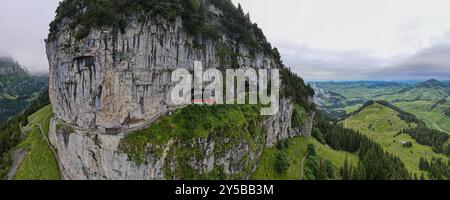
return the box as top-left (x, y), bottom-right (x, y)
top-left (344, 103), bottom-right (447, 176)
top-left (314, 80), bottom-right (450, 133)
top-left (13, 105), bottom-right (60, 180)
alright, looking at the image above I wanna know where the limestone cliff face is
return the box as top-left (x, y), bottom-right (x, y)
top-left (265, 99), bottom-right (315, 147)
top-left (46, 16), bottom-right (276, 131)
top-left (47, 4), bottom-right (314, 180)
top-left (49, 119), bottom-right (168, 180)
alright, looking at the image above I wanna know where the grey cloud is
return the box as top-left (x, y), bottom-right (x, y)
top-left (372, 44), bottom-right (450, 80)
top-left (276, 42), bottom-right (383, 81)
top-left (275, 40), bottom-right (450, 81)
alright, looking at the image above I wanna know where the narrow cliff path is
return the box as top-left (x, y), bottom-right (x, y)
top-left (300, 146), bottom-right (320, 180)
top-left (6, 125), bottom-right (33, 179)
top-left (6, 148), bottom-right (27, 180)
top-left (38, 123), bottom-right (64, 179)
top-left (52, 107), bottom-right (171, 136)
top-left (38, 124), bottom-right (53, 154)
top-left (35, 109), bottom-right (55, 152)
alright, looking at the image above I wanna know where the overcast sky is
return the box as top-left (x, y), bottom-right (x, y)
top-left (233, 0), bottom-right (450, 80)
top-left (0, 0), bottom-right (449, 80)
top-left (0, 0), bottom-right (60, 73)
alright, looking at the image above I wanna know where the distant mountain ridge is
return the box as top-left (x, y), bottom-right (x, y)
top-left (0, 57), bottom-right (48, 123)
top-left (0, 57), bottom-right (27, 76)
top-left (415, 79), bottom-right (448, 89)
top-left (348, 100), bottom-right (421, 124)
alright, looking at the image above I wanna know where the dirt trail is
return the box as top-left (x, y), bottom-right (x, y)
top-left (6, 109), bottom-right (56, 180)
top-left (6, 148), bottom-right (27, 180)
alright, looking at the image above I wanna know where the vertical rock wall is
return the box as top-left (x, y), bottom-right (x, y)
top-left (47, 11), bottom-right (314, 180)
top-left (46, 18), bottom-right (276, 131)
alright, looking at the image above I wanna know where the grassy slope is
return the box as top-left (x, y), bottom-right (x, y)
top-left (316, 83), bottom-right (450, 133)
top-left (13, 105), bottom-right (60, 180)
top-left (252, 136), bottom-right (358, 180)
top-left (339, 104), bottom-right (363, 114)
top-left (344, 103), bottom-right (447, 176)
top-left (377, 87), bottom-right (450, 133)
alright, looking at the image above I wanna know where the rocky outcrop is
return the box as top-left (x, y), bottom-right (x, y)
top-left (265, 98), bottom-right (315, 147)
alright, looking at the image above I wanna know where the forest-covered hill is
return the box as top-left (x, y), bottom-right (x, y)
top-left (0, 57), bottom-right (48, 123)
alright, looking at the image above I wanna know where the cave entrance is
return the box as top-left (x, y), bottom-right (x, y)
top-left (105, 128), bottom-right (120, 135)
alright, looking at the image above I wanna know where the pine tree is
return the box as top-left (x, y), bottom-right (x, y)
top-left (340, 155), bottom-right (353, 180)
top-left (245, 13), bottom-right (251, 23)
top-left (316, 160), bottom-right (328, 180)
top-left (307, 144), bottom-right (316, 157)
top-left (420, 172), bottom-right (425, 180)
top-left (275, 151), bottom-right (290, 174)
top-left (419, 157), bottom-right (430, 171)
top-left (237, 3), bottom-right (244, 15)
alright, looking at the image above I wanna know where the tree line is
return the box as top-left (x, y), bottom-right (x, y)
top-left (313, 114), bottom-right (411, 180)
top-left (400, 126), bottom-right (449, 157)
top-left (303, 144), bottom-right (336, 180)
top-left (419, 157), bottom-right (450, 180)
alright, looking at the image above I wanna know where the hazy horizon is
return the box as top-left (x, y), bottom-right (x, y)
top-left (0, 0), bottom-right (450, 80)
top-left (308, 79), bottom-right (450, 82)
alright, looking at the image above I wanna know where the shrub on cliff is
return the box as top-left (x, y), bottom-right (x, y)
top-left (275, 151), bottom-right (290, 174)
